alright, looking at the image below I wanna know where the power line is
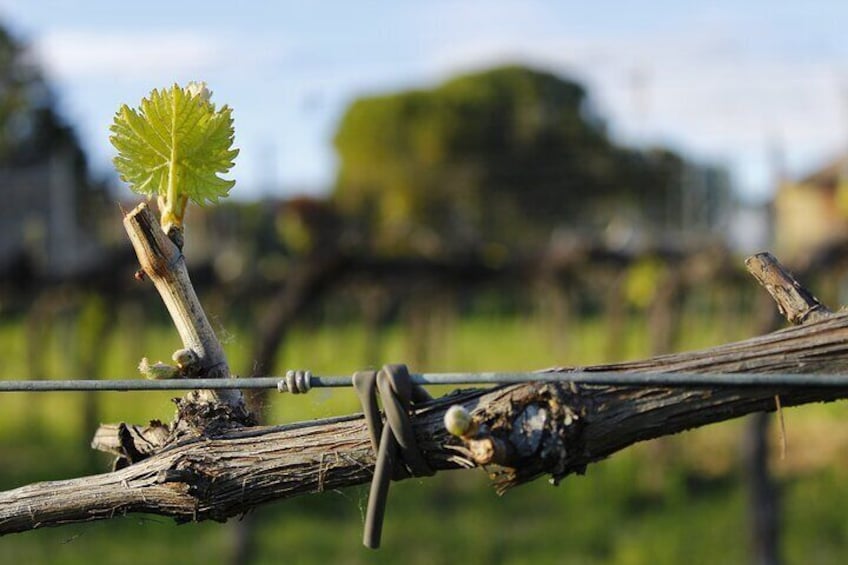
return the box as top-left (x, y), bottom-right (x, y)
top-left (1, 371), bottom-right (848, 393)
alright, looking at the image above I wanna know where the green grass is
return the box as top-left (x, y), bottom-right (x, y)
top-left (2, 309), bottom-right (848, 564)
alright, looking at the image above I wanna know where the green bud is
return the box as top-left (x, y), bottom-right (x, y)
top-left (444, 405), bottom-right (474, 437)
top-left (138, 357), bottom-right (179, 380)
top-left (172, 348), bottom-right (199, 370)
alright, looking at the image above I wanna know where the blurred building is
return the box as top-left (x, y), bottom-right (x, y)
top-left (774, 155), bottom-right (848, 259)
top-left (0, 148), bottom-right (105, 278)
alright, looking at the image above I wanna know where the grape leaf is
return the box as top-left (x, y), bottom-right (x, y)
top-left (109, 83), bottom-right (239, 226)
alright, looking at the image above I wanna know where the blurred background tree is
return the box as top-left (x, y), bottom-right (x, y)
top-left (0, 22), bottom-right (109, 281)
top-left (0, 25), bottom-right (85, 171)
top-left (333, 65), bottom-right (697, 255)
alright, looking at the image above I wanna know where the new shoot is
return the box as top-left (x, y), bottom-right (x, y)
top-left (109, 81), bottom-right (239, 237)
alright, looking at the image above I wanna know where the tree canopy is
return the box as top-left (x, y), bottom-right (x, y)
top-left (0, 24), bottom-right (83, 169)
top-left (333, 65), bottom-right (689, 253)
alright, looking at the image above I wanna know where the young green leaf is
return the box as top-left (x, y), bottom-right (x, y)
top-left (109, 82), bottom-right (239, 230)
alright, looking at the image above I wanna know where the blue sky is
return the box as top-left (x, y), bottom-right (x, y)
top-left (2, 1), bottom-right (848, 203)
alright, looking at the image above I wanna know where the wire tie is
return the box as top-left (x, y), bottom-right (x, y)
top-left (277, 370), bottom-right (312, 393)
top-left (353, 364), bottom-right (433, 549)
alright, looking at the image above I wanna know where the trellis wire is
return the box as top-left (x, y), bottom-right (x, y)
top-left (2, 371), bottom-right (848, 392)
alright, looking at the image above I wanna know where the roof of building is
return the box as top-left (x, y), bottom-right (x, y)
top-left (798, 155), bottom-right (848, 187)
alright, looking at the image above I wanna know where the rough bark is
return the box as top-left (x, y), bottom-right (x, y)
top-left (745, 252), bottom-right (832, 324)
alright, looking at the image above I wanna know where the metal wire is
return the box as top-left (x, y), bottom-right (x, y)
top-left (2, 371), bottom-right (848, 392)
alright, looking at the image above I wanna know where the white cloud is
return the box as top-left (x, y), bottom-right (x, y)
top-left (33, 29), bottom-right (223, 80)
